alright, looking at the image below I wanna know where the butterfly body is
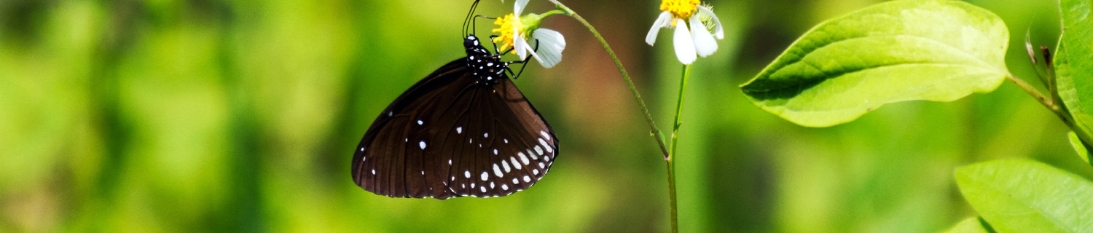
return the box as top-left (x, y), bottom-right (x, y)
top-left (352, 35), bottom-right (558, 199)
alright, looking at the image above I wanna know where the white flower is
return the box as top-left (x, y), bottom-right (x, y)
top-left (645, 0), bottom-right (723, 64)
top-left (492, 0), bottom-right (567, 68)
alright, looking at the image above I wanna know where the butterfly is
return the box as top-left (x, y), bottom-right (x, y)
top-left (351, 0), bottom-right (558, 199)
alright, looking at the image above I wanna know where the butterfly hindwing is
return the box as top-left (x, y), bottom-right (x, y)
top-left (352, 58), bottom-right (558, 199)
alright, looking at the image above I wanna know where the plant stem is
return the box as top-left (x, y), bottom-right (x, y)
top-left (548, 1), bottom-right (677, 231)
top-left (549, 1), bottom-right (670, 158)
top-left (666, 64), bottom-right (692, 233)
top-left (1008, 73), bottom-right (1093, 162)
top-left (1006, 74), bottom-right (1060, 115)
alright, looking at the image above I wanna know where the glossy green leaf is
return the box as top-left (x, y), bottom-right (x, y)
top-left (1055, 0), bottom-right (1093, 140)
top-left (740, 0), bottom-right (1009, 127)
top-left (1068, 131), bottom-right (1092, 165)
top-left (944, 217), bottom-right (996, 233)
top-left (955, 160), bottom-right (1093, 233)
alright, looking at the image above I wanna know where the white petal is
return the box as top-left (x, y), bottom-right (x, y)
top-left (690, 15), bottom-right (718, 57)
top-left (672, 19), bottom-right (696, 64)
top-left (515, 0), bottom-right (529, 15)
top-left (514, 33), bottom-right (529, 59)
top-left (531, 28), bottom-right (566, 68)
top-left (697, 6), bottom-right (724, 39)
top-left (523, 39), bottom-right (544, 65)
top-left (646, 11), bottom-right (673, 46)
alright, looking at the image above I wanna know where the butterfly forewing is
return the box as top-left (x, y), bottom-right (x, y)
top-left (352, 59), bottom-right (558, 199)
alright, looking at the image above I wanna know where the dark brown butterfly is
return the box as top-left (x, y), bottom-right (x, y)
top-left (351, 0), bottom-right (558, 199)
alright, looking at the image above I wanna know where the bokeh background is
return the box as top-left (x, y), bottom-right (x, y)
top-left (3, 0), bottom-right (1092, 232)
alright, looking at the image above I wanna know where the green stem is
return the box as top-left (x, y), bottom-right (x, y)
top-left (549, 1), bottom-right (670, 158)
top-left (666, 64), bottom-right (692, 233)
top-left (1008, 73), bottom-right (1093, 165)
top-left (538, 10), bottom-right (566, 18)
top-left (548, 1), bottom-right (676, 231)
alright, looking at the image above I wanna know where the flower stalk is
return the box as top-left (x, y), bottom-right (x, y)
top-left (665, 64), bottom-right (693, 233)
top-left (549, 0), bottom-right (671, 159)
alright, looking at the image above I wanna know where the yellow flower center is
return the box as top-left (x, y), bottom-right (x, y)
top-left (491, 13), bottom-right (523, 52)
top-left (661, 0), bottom-right (701, 26)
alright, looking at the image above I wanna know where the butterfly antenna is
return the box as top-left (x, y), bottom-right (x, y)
top-left (463, 0), bottom-right (481, 37)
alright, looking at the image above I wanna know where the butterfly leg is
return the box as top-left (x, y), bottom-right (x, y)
top-left (506, 40), bottom-right (538, 79)
top-left (489, 35), bottom-right (504, 55)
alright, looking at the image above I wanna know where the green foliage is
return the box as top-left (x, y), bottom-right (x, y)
top-left (1055, 0), bottom-right (1093, 146)
top-left (944, 217), bottom-right (995, 233)
top-left (740, 0), bottom-right (1010, 127)
top-left (1068, 132), bottom-right (1092, 165)
top-left (955, 160), bottom-right (1093, 233)
top-left (2, 0), bottom-right (1086, 232)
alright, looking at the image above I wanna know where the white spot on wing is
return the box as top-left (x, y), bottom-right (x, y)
top-left (480, 186), bottom-right (486, 193)
top-left (448, 159), bottom-right (452, 165)
top-left (480, 171), bottom-right (488, 181)
top-left (539, 138), bottom-right (553, 153)
top-left (371, 169), bottom-right (375, 175)
top-left (517, 152), bottom-right (530, 165)
top-left (464, 170), bottom-right (471, 178)
top-left (502, 160), bottom-right (511, 172)
top-left (504, 139), bottom-right (509, 144)
top-left (540, 131), bottom-right (550, 140)
top-left (539, 162), bottom-right (545, 169)
top-left (419, 140), bottom-right (427, 150)
top-left (510, 157), bottom-right (522, 169)
top-left (528, 149), bottom-right (539, 160)
top-left (417, 119), bottom-right (424, 125)
top-left (533, 169), bottom-right (539, 175)
top-left (523, 175), bottom-right (531, 182)
top-left (457, 127), bottom-right (463, 134)
top-left (534, 146), bottom-right (544, 156)
top-left (484, 132), bottom-right (489, 138)
top-left (493, 164), bottom-right (503, 177)
top-left (493, 149), bottom-right (498, 155)
top-left (502, 184), bottom-right (509, 190)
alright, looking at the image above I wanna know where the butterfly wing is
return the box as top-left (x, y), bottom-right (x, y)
top-left (352, 59), bottom-right (558, 199)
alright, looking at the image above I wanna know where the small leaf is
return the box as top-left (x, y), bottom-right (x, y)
top-left (1068, 131), bottom-right (1092, 165)
top-left (740, 0), bottom-right (1009, 127)
top-left (1055, 0), bottom-right (1093, 142)
top-left (944, 217), bottom-right (996, 233)
top-left (955, 160), bottom-right (1093, 233)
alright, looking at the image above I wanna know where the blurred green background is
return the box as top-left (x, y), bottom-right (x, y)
top-left (3, 0), bottom-right (1092, 232)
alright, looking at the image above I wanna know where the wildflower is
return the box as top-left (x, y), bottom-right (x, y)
top-left (645, 0), bottom-right (723, 64)
top-left (492, 0), bottom-right (566, 68)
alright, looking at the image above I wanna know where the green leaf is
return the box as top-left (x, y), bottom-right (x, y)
top-left (945, 217), bottom-right (996, 233)
top-left (1068, 131), bottom-right (1092, 165)
top-left (739, 0), bottom-right (1009, 127)
top-left (1055, 0), bottom-right (1093, 142)
top-left (955, 160), bottom-right (1093, 233)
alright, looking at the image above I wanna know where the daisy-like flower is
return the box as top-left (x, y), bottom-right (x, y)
top-left (492, 0), bottom-right (567, 68)
top-left (645, 0), bottom-right (724, 65)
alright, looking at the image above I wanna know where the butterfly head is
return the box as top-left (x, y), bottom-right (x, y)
top-left (464, 35), bottom-right (507, 85)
